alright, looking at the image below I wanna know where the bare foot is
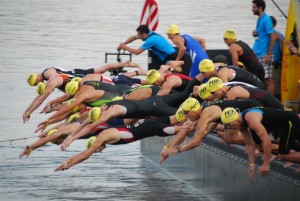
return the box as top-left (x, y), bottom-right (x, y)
top-left (175, 66), bottom-right (182, 73)
top-left (137, 67), bottom-right (147, 75)
top-left (270, 154), bottom-right (277, 162)
top-left (255, 149), bottom-right (261, 157)
top-left (159, 65), bottom-right (170, 73)
top-left (219, 139), bottom-right (225, 144)
top-left (168, 60), bottom-right (184, 69)
top-left (125, 61), bottom-right (140, 68)
top-left (283, 162), bottom-right (293, 168)
top-left (296, 165), bottom-right (300, 173)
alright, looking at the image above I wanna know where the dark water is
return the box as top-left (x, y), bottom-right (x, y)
top-left (0, 0), bottom-right (289, 200)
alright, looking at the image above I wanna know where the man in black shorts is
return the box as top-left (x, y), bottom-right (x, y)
top-left (220, 107), bottom-right (300, 176)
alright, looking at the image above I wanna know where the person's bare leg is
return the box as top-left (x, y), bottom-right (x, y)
top-left (296, 165), bottom-right (300, 173)
top-left (278, 152), bottom-right (300, 163)
top-left (168, 61), bottom-right (184, 69)
top-left (121, 67), bottom-right (147, 77)
top-left (283, 162), bottom-right (294, 168)
top-left (264, 78), bottom-right (275, 95)
top-left (125, 60), bottom-right (140, 68)
top-left (137, 67), bottom-right (147, 75)
top-left (158, 61), bottom-right (184, 74)
top-left (93, 61), bottom-right (140, 74)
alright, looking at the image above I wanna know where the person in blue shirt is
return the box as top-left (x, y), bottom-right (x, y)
top-left (118, 25), bottom-right (177, 65)
top-left (166, 24), bottom-right (209, 78)
top-left (270, 16), bottom-right (284, 100)
top-left (252, 0), bottom-right (276, 95)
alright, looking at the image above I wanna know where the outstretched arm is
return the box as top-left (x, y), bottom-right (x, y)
top-left (55, 133), bottom-right (107, 171)
top-left (117, 35), bottom-right (143, 55)
top-left (60, 118), bottom-right (91, 150)
top-left (60, 106), bottom-right (125, 149)
top-left (160, 119), bottom-right (196, 163)
top-left (166, 108), bottom-right (221, 155)
top-left (36, 92), bottom-right (91, 132)
top-left (118, 44), bottom-right (144, 55)
top-left (120, 35), bottom-right (139, 45)
top-left (23, 90), bottom-right (53, 123)
top-left (19, 124), bottom-right (78, 158)
top-left (55, 144), bottom-right (98, 171)
top-left (23, 77), bottom-right (63, 123)
top-left (40, 93), bottom-right (71, 114)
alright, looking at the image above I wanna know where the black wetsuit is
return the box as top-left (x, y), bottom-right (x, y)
top-left (241, 107), bottom-right (300, 154)
top-left (84, 91), bottom-right (117, 107)
top-left (115, 118), bottom-right (175, 144)
top-left (123, 85), bottom-right (161, 96)
top-left (83, 118), bottom-right (125, 139)
top-left (105, 77), bottom-right (203, 118)
top-left (83, 81), bottom-right (131, 96)
top-left (111, 75), bottom-right (141, 85)
top-left (233, 40), bottom-right (265, 81)
top-left (228, 85), bottom-right (283, 109)
top-left (217, 65), bottom-right (265, 90)
top-left (42, 67), bottom-right (94, 80)
top-left (87, 117), bottom-right (175, 144)
top-left (204, 99), bottom-right (262, 113)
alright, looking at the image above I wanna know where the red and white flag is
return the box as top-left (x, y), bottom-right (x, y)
top-left (140, 0), bottom-right (159, 31)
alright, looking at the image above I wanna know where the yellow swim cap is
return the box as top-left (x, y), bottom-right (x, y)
top-left (67, 98), bottom-right (79, 113)
top-left (146, 69), bottom-right (161, 84)
top-left (208, 77), bottom-right (224, 92)
top-left (199, 59), bottom-right (215, 73)
top-left (71, 77), bottom-right (82, 83)
top-left (88, 107), bottom-right (101, 122)
top-left (175, 108), bottom-right (187, 122)
top-left (47, 129), bottom-right (58, 143)
top-left (36, 82), bottom-right (46, 95)
top-left (167, 24), bottom-right (179, 35)
top-left (65, 81), bottom-right (79, 95)
top-left (86, 136), bottom-right (97, 149)
top-left (68, 112), bottom-right (80, 123)
top-left (221, 107), bottom-right (239, 124)
top-left (180, 98), bottom-right (201, 112)
top-left (27, 73), bottom-right (37, 86)
top-left (198, 83), bottom-right (211, 100)
top-left (223, 29), bottom-right (236, 40)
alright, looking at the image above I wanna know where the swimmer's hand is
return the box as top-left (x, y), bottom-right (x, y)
top-left (258, 163), bottom-right (270, 177)
top-left (23, 111), bottom-right (31, 123)
top-left (60, 136), bottom-right (73, 151)
top-left (54, 160), bottom-right (70, 171)
top-left (35, 119), bottom-right (50, 133)
top-left (160, 147), bottom-right (169, 164)
top-left (19, 146), bottom-right (32, 158)
top-left (249, 164), bottom-right (255, 180)
top-left (40, 102), bottom-right (51, 114)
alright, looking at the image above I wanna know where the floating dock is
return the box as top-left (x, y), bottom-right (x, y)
top-left (141, 134), bottom-right (300, 201)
